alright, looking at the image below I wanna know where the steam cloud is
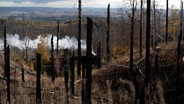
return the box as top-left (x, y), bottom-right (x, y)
top-left (0, 34), bottom-right (86, 50)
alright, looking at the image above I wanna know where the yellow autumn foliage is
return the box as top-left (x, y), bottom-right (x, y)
top-left (111, 44), bottom-right (129, 59)
top-left (37, 35), bottom-right (50, 64)
top-left (29, 62), bottom-right (34, 71)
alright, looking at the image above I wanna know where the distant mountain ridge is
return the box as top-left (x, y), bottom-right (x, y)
top-left (0, 7), bottom-right (121, 21)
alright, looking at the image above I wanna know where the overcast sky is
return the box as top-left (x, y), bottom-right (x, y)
top-left (0, 0), bottom-right (181, 9)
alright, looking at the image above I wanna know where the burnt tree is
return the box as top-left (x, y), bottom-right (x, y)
top-left (51, 35), bottom-right (55, 82)
top-left (57, 20), bottom-right (59, 55)
top-left (85, 17), bottom-right (93, 104)
top-left (144, 0), bottom-right (151, 103)
top-left (177, 1), bottom-right (183, 90)
top-left (4, 20), bottom-right (7, 77)
top-left (106, 4), bottom-right (110, 63)
top-left (77, 0), bottom-right (82, 77)
top-left (139, 0), bottom-right (143, 57)
top-left (22, 65), bottom-right (25, 82)
top-left (64, 51), bottom-right (69, 104)
top-left (36, 53), bottom-right (41, 104)
top-left (155, 48), bottom-right (159, 76)
top-left (130, 0), bottom-right (135, 74)
top-left (130, 0), bottom-right (138, 104)
top-left (153, 0), bottom-right (157, 48)
top-left (6, 46), bottom-right (10, 104)
top-left (82, 60), bottom-right (86, 104)
top-left (97, 41), bottom-right (101, 68)
top-left (70, 51), bottom-right (75, 96)
top-left (166, 0), bottom-right (169, 42)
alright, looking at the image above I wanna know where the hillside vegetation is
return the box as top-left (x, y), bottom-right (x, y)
top-left (0, 4), bottom-right (184, 104)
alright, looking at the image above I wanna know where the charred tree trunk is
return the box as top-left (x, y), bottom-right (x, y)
top-left (82, 61), bottom-right (86, 104)
top-left (180, 0), bottom-right (184, 44)
top-left (22, 65), bottom-right (25, 82)
top-left (4, 20), bottom-right (7, 77)
top-left (97, 41), bottom-right (101, 68)
top-left (77, 0), bottom-right (82, 77)
top-left (6, 46), bottom-right (10, 104)
top-left (130, 0), bottom-right (135, 74)
top-left (64, 53), bottom-right (69, 104)
top-left (85, 17), bottom-right (93, 104)
top-left (177, 30), bottom-right (182, 90)
top-left (130, 1), bottom-right (137, 104)
top-left (51, 35), bottom-right (55, 82)
top-left (106, 4), bottom-right (110, 63)
top-left (153, 0), bottom-right (157, 48)
top-left (36, 53), bottom-right (41, 104)
top-left (57, 20), bottom-right (59, 56)
top-left (155, 48), bottom-right (159, 76)
top-left (70, 52), bottom-right (75, 96)
top-left (177, 0), bottom-right (183, 90)
top-left (139, 0), bottom-right (143, 57)
top-left (166, 0), bottom-right (169, 42)
top-left (64, 68), bottom-right (69, 104)
top-left (144, 0), bottom-right (151, 103)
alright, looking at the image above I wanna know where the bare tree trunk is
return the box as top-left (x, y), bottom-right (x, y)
top-left (130, 1), bottom-right (136, 103)
top-left (64, 52), bottom-right (69, 104)
top-left (6, 46), bottom-right (10, 104)
top-left (139, 0), bottom-right (143, 57)
top-left (77, 0), bottom-right (82, 78)
top-left (144, 0), bottom-right (151, 103)
top-left (85, 17), bottom-right (93, 104)
top-left (155, 48), bottom-right (159, 76)
top-left (22, 65), bottom-right (25, 82)
top-left (106, 4), bottom-right (110, 63)
top-left (57, 20), bottom-right (59, 56)
top-left (153, 0), bottom-right (157, 48)
top-left (36, 53), bottom-right (41, 104)
top-left (4, 20), bottom-right (7, 77)
top-left (70, 52), bottom-right (75, 96)
top-left (166, 0), bottom-right (169, 42)
top-left (51, 35), bottom-right (55, 82)
top-left (177, 0), bottom-right (183, 90)
top-left (158, 13), bottom-right (161, 37)
top-left (130, 0), bottom-right (135, 74)
top-left (97, 41), bottom-right (101, 68)
top-left (82, 61), bottom-right (86, 104)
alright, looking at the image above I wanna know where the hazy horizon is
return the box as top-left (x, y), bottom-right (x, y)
top-left (0, 0), bottom-right (181, 9)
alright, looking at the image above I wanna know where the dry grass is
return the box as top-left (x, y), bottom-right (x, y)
top-left (91, 42), bottom-right (184, 104)
top-left (0, 75), bottom-right (83, 104)
top-left (0, 42), bottom-right (184, 104)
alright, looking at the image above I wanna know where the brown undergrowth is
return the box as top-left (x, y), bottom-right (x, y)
top-left (0, 42), bottom-right (184, 104)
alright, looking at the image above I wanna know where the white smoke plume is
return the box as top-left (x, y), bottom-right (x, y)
top-left (0, 34), bottom-right (86, 50)
top-left (47, 34), bottom-right (86, 50)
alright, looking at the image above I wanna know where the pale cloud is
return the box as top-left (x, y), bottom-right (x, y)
top-left (0, 0), bottom-right (122, 8)
top-left (0, 0), bottom-right (181, 8)
top-left (0, 1), bottom-right (42, 7)
top-left (45, 1), bottom-right (76, 8)
top-left (0, 0), bottom-right (66, 3)
top-left (155, 0), bottom-right (180, 9)
top-left (82, 0), bottom-right (123, 8)
top-left (0, 1), bottom-right (15, 6)
top-left (0, 1), bottom-right (72, 7)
